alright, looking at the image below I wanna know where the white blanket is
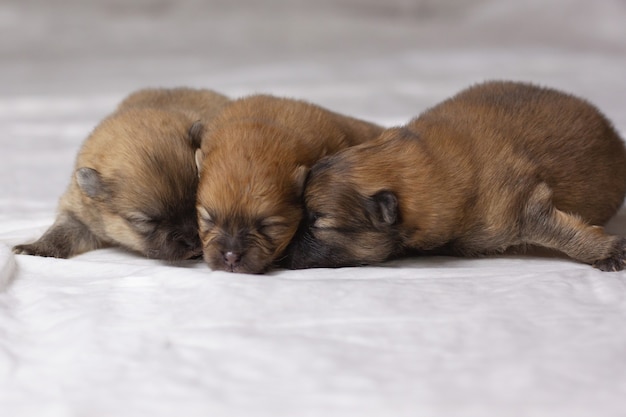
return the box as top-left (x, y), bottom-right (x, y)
top-left (2, 1), bottom-right (626, 416)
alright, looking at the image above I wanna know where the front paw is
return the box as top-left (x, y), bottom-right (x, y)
top-left (12, 242), bottom-right (70, 258)
top-left (592, 238), bottom-right (626, 272)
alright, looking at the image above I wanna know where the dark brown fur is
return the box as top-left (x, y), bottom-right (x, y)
top-left (195, 94), bottom-right (384, 273)
top-left (13, 88), bottom-right (230, 261)
top-left (287, 81), bottom-right (626, 271)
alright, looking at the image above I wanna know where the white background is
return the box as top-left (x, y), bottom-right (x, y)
top-left (1, 1), bottom-right (626, 416)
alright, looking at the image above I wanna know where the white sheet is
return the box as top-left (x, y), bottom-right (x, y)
top-left (2, 1), bottom-right (626, 416)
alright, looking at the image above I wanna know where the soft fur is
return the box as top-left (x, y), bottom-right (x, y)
top-left (287, 81), bottom-right (626, 271)
top-left (195, 94), bottom-right (384, 273)
top-left (14, 87), bottom-right (230, 261)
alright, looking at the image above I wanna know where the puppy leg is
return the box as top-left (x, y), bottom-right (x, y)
top-left (13, 211), bottom-right (106, 258)
top-left (521, 182), bottom-right (625, 271)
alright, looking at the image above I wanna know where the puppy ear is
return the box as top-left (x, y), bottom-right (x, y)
top-left (195, 149), bottom-right (205, 177)
top-left (75, 167), bottom-right (109, 199)
top-left (188, 121), bottom-right (204, 149)
top-left (293, 165), bottom-right (310, 197)
top-left (369, 190), bottom-right (398, 225)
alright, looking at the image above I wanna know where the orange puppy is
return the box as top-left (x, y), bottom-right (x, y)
top-left (287, 81), bottom-right (626, 271)
top-left (195, 94), bottom-right (384, 273)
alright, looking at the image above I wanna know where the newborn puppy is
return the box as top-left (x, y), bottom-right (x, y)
top-left (195, 94), bottom-right (384, 273)
top-left (287, 81), bottom-right (626, 271)
top-left (13, 88), bottom-right (230, 261)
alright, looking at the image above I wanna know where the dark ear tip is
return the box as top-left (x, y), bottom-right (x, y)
top-left (293, 165), bottom-right (310, 197)
top-left (188, 121), bottom-right (204, 148)
top-left (75, 167), bottom-right (98, 183)
top-left (373, 189), bottom-right (397, 202)
top-left (372, 190), bottom-right (398, 225)
top-left (75, 167), bottom-right (104, 199)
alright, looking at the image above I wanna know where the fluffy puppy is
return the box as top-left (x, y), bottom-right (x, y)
top-left (13, 88), bottom-right (230, 261)
top-left (287, 81), bottom-right (626, 271)
top-left (195, 94), bottom-right (384, 273)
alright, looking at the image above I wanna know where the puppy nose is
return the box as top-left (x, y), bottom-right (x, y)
top-left (223, 251), bottom-right (241, 267)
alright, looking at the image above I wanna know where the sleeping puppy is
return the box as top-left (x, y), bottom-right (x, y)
top-left (13, 88), bottom-right (230, 261)
top-left (195, 94), bottom-right (384, 273)
top-left (287, 81), bottom-right (626, 271)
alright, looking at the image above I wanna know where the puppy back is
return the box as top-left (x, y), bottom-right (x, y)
top-left (412, 81), bottom-right (626, 224)
top-left (117, 87), bottom-right (230, 121)
top-left (204, 94), bottom-right (382, 162)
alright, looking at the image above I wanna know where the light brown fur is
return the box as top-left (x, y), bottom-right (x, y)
top-left (287, 81), bottom-right (626, 271)
top-left (14, 88), bottom-right (230, 260)
top-left (195, 94), bottom-right (384, 273)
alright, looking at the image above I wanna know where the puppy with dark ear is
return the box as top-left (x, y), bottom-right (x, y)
top-left (287, 81), bottom-right (626, 271)
top-left (195, 94), bottom-right (384, 273)
top-left (13, 88), bottom-right (230, 261)
top-left (369, 191), bottom-right (398, 225)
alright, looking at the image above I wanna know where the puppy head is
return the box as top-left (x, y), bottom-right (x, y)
top-left (73, 108), bottom-right (204, 261)
top-left (285, 146), bottom-right (403, 269)
top-left (195, 127), bottom-right (308, 274)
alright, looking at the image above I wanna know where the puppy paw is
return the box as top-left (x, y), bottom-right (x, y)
top-left (592, 238), bottom-right (626, 272)
top-left (12, 242), bottom-right (70, 258)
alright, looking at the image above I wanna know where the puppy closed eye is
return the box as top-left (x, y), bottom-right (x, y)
top-left (257, 217), bottom-right (290, 236)
top-left (126, 212), bottom-right (158, 234)
top-left (307, 212), bottom-right (333, 229)
top-left (310, 215), bottom-right (321, 229)
top-left (197, 206), bottom-right (215, 232)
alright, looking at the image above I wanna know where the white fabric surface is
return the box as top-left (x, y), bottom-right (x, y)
top-left (1, 1), bottom-right (626, 416)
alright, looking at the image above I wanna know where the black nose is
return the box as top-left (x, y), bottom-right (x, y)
top-left (223, 251), bottom-right (241, 268)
